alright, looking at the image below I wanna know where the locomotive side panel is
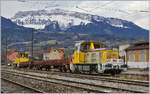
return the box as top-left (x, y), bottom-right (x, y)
top-left (85, 51), bottom-right (100, 64)
top-left (72, 51), bottom-right (86, 64)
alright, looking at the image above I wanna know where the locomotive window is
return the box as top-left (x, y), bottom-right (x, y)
top-left (22, 53), bottom-right (25, 57)
top-left (80, 42), bottom-right (106, 52)
top-left (80, 44), bottom-right (90, 52)
top-left (25, 53), bottom-right (28, 58)
top-left (20, 53), bottom-right (23, 57)
top-left (74, 46), bottom-right (78, 51)
top-left (94, 44), bottom-right (100, 49)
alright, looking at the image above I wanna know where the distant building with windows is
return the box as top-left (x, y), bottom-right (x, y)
top-left (125, 42), bottom-right (149, 68)
top-left (119, 44), bottom-right (130, 62)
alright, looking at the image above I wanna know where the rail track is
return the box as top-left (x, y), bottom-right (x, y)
top-left (1, 78), bottom-right (44, 93)
top-left (57, 72), bottom-right (149, 87)
top-left (2, 68), bottom-right (149, 93)
top-left (2, 66), bottom-right (149, 86)
top-left (35, 70), bottom-right (149, 87)
top-left (7, 66), bottom-right (148, 87)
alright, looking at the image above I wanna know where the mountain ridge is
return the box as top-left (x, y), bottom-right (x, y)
top-left (1, 8), bottom-right (149, 50)
top-left (11, 8), bottom-right (143, 31)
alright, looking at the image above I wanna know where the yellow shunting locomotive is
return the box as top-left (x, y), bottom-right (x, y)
top-left (13, 52), bottom-right (30, 67)
top-left (70, 41), bottom-right (127, 74)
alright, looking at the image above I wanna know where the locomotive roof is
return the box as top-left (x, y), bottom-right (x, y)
top-left (81, 41), bottom-right (107, 47)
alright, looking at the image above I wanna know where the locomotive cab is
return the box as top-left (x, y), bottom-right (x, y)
top-left (70, 41), bottom-right (127, 74)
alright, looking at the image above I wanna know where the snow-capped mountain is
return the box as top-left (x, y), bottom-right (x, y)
top-left (11, 9), bottom-right (91, 29)
top-left (1, 16), bottom-right (149, 51)
top-left (11, 8), bottom-right (130, 30)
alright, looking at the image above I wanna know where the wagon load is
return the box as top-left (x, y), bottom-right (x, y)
top-left (30, 48), bottom-right (70, 71)
top-left (43, 48), bottom-right (64, 60)
top-left (33, 48), bottom-right (67, 65)
top-left (7, 51), bottom-right (19, 63)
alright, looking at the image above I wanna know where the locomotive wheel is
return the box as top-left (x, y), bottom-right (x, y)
top-left (63, 65), bottom-right (67, 72)
top-left (59, 66), bottom-right (63, 72)
top-left (29, 65), bottom-right (33, 69)
top-left (32, 66), bottom-right (35, 70)
top-left (66, 64), bottom-right (71, 72)
top-left (41, 67), bottom-right (46, 71)
top-left (116, 70), bottom-right (121, 74)
top-left (89, 65), bottom-right (96, 74)
top-left (27, 66), bottom-right (30, 69)
top-left (46, 66), bottom-right (51, 71)
top-left (12, 64), bottom-right (17, 68)
top-left (111, 70), bottom-right (116, 76)
top-left (37, 65), bottom-right (41, 70)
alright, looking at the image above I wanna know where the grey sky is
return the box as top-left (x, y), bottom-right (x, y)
top-left (1, 0), bottom-right (149, 30)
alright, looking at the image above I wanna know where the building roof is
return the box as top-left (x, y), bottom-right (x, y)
top-left (126, 42), bottom-right (149, 51)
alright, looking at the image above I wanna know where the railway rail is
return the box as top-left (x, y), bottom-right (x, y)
top-left (1, 78), bottom-right (44, 93)
top-left (2, 68), bottom-right (149, 93)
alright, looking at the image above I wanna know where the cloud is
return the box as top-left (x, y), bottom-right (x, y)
top-left (17, 0), bottom-right (27, 2)
top-left (75, 1), bottom-right (149, 30)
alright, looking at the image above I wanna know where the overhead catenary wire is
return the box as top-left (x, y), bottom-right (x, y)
top-left (76, 2), bottom-right (149, 16)
top-left (76, 6), bottom-right (90, 12)
top-left (89, 1), bottom-right (114, 12)
top-left (76, 5), bottom-right (130, 15)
